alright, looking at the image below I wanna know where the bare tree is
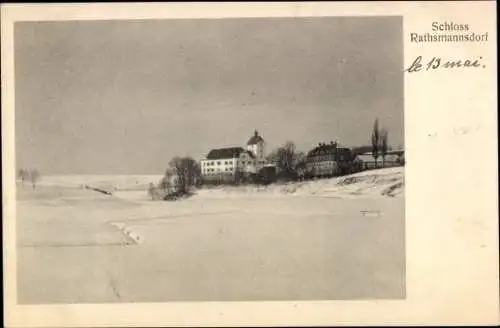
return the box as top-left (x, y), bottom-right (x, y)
top-left (371, 119), bottom-right (380, 167)
top-left (168, 157), bottom-right (185, 194)
top-left (379, 129), bottom-right (389, 167)
top-left (29, 169), bottom-right (40, 190)
top-left (17, 168), bottom-right (28, 186)
top-left (168, 156), bottom-right (200, 195)
top-left (158, 169), bottom-right (174, 193)
top-left (280, 141), bottom-right (296, 174)
top-left (266, 142), bottom-right (305, 180)
top-left (293, 151), bottom-right (306, 167)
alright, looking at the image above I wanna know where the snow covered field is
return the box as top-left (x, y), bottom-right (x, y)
top-left (16, 168), bottom-right (405, 303)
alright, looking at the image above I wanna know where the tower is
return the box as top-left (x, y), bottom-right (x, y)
top-left (246, 129), bottom-right (265, 160)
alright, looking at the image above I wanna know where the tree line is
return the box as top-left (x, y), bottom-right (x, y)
top-left (148, 157), bottom-right (201, 200)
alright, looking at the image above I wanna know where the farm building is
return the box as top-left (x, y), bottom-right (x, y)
top-left (355, 152), bottom-right (404, 170)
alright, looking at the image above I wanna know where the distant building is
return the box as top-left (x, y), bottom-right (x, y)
top-left (355, 152), bottom-right (403, 170)
top-left (305, 141), bottom-right (354, 177)
top-left (200, 130), bottom-right (268, 183)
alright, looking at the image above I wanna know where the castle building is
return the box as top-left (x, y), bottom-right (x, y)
top-left (200, 130), bottom-right (267, 182)
top-left (305, 141), bottom-right (354, 177)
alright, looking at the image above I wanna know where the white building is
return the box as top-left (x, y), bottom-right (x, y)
top-left (200, 130), bottom-right (267, 182)
top-left (246, 130), bottom-right (266, 167)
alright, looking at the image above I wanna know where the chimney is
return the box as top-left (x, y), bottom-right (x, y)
top-left (254, 130), bottom-right (258, 137)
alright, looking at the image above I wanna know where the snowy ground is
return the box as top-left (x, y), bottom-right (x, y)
top-left (17, 168), bottom-right (405, 303)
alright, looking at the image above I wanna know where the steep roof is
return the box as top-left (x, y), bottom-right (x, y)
top-left (247, 130), bottom-right (264, 145)
top-left (307, 142), bottom-right (351, 157)
top-left (206, 147), bottom-right (245, 160)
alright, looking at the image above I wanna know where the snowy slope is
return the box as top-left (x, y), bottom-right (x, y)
top-left (196, 167), bottom-right (404, 199)
top-left (36, 167), bottom-right (404, 201)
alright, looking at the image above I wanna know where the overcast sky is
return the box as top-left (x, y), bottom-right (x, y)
top-left (15, 17), bottom-right (403, 174)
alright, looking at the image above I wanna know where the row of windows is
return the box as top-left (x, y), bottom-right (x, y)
top-left (203, 161), bottom-right (234, 166)
top-left (203, 171), bottom-right (234, 176)
top-left (203, 167), bottom-right (234, 173)
top-left (308, 160), bottom-right (334, 164)
top-left (309, 155), bottom-right (334, 162)
top-left (309, 155), bottom-right (349, 162)
top-left (202, 160), bottom-right (267, 166)
top-left (307, 162), bottom-right (335, 168)
top-left (312, 161), bottom-right (334, 166)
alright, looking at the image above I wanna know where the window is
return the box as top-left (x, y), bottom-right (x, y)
top-left (217, 161), bottom-right (221, 165)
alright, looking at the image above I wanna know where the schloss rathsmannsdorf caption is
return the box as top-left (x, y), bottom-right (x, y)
top-left (406, 21), bottom-right (489, 73)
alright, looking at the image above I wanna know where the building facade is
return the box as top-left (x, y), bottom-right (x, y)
top-left (355, 152), bottom-right (404, 170)
top-left (305, 141), bottom-right (354, 177)
top-left (200, 130), bottom-right (267, 183)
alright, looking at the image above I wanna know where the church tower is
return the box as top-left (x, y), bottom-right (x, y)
top-left (246, 129), bottom-right (265, 162)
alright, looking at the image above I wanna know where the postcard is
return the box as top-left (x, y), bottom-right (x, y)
top-left (2, 1), bottom-right (498, 326)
